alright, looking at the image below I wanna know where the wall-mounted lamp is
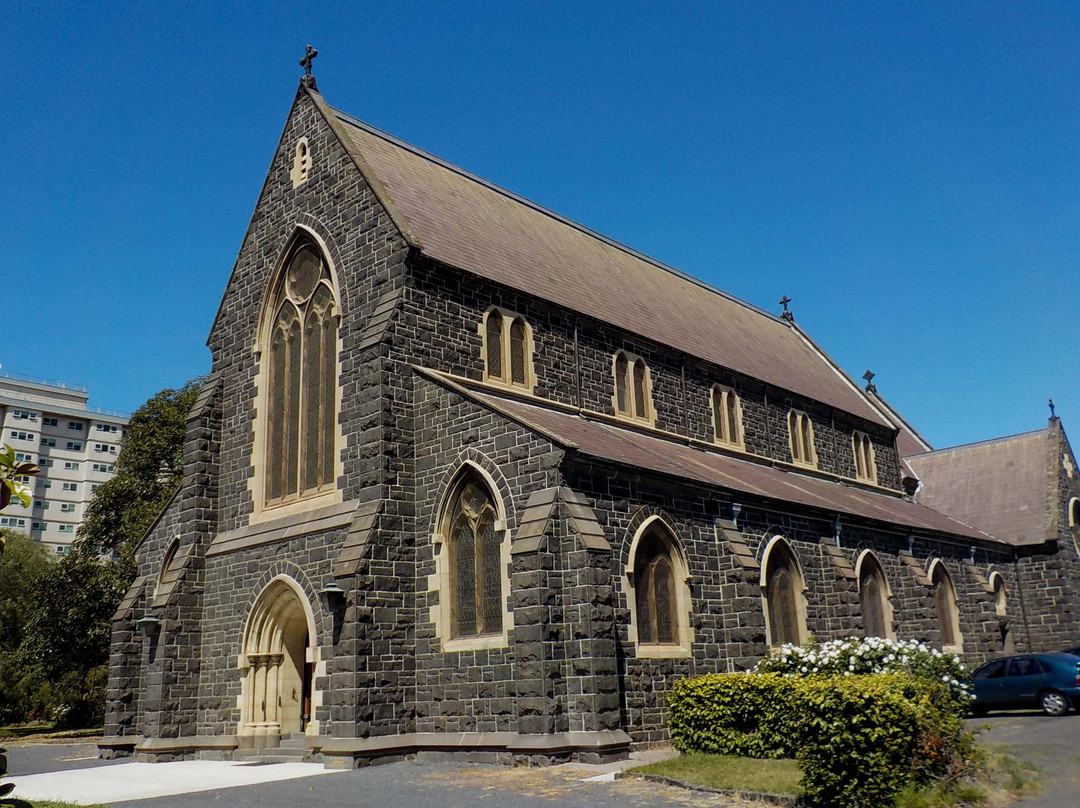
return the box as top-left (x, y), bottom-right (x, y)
top-left (833, 516), bottom-right (843, 548)
top-left (969, 545), bottom-right (977, 565)
top-left (907, 534), bottom-right (915, 554)
top-left (318, 582), bottom-right (346, 613)
top-left (136, 615), bottom-right (161, 638)
top-left (731, 502), bottom-right (742, 529)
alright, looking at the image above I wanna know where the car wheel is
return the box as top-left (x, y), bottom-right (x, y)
top-left (1040, 690), bottom-right (1070, 716)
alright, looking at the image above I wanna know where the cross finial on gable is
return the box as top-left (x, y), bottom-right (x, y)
top-left (1050, 398), bottom-right (1057, 419)
top-left (300, 44), bottom-right (319, 90)
top-left (862, 369), bottom-right (877, 393)
top-left (779, 295), bottom-right (794, 322)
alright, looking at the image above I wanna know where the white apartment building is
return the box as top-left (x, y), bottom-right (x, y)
top-left (0, 372), bottom-right (129, 555)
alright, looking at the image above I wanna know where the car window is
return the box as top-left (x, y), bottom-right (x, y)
top-left (974, 659), bottom-right (1007, 680)
top-left (1008, 658), bottom-right (1040, 677)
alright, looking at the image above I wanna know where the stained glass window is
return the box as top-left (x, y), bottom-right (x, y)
top-left (265, 239), bottom-right (337, 504)
top-left (447, 477), bottom-right (503, 638)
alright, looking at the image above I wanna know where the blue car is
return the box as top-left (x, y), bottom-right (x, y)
top-left (971, 653), bottom-right (1080, 716)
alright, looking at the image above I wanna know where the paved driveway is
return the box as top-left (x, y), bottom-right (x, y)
top-left (7, 717), bottom-right (1078, 808)
top-left (966, 710), bottom-right (1080, 807)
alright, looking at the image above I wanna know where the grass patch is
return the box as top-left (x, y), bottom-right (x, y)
top-left (890, 746), bottom-right (1040, 808)
top-left (0, 725), bottom-right (102, 742)
top-left (628, 752), bottom-right (801, 795)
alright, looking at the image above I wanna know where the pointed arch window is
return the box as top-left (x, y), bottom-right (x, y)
top-left (788, 410), bottom-right (816, 468)
top-left (930, 561), bottom-right (962, 651)
top-left (711, 386), bottom-right (743, 448)
top-left (265, 239), bottom-right (338, 505)
top-left (990, 572), bottom-right (1014, 653)
top-left (1070, 497), bottom-right (1079, 528)
top-left (444, 474), bottom-right (504, 639)
top-left (852, 432), bottom-right (877, 483)
top-left (762, 538), bottom-right (806, 647)
top-left (482, 308), bottom-right (532, 389)
top-left (613, 351), bottom-right (653, 423)
top-left (858, 552), bottom-right (891, 638)
top-left (628, 520), bottom-right (691, 656)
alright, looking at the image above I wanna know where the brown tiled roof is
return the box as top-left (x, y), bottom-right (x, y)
top-left (424, 372), bottom-right (996, 542)
top-left (328, 99), bottom-right (886, 427)
top-left (907, 430), bottom-right (1050, 547)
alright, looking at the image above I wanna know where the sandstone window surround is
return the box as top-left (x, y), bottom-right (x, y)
top-left (155, 538), bottom-right (180, 598)
top-left (480, 308), bottom-right (534, 390)
top-left (1069, 497), bottom-right (1080, 558)
top-left (989, 571), bottom-right (1015, 653)
top-left (290, 136), bottom-right (311, 188)
top-left (761, 536), bottom-right (808, 648)
top-left (249, 230), bottom-right (344, 521)
top-left (856, 550), bottom-right (893, 639)
top-left (624, 517), bottom-right (692, 658)
top-left (787, 410), bottom-right (817, 468)
top-left (711, 385), bottom-right (744, 449)
top-left (431, 466), bottom-right (512, 652)
top-left (852, 431), bottom-right (877, 483)
top-left (928, 559), bottom-right (963, 653)
top-left (612, 351), bottom-right (654, 425)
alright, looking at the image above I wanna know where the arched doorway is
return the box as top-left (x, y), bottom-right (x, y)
top-left (239, 577), bottom-right (316, 748)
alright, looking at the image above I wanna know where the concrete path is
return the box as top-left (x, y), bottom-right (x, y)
top-left (10, 759), bottom-right (343, 804)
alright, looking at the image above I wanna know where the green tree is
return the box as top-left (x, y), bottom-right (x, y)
top-left (16, 378), bottom-right (202, 729)
top-left (78, 378), bottom-right (202, 562)
top-left (0, 531), bottom-right (49, 725)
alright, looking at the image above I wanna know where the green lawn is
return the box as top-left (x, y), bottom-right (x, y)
top-left (628, 752), bottom-right (802, 795)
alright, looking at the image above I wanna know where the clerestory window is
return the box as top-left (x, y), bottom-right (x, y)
top-left (788, 410), bottom-right (816, 468)
top-left (264, 238), bottom-right (339, 505)
top-left (614, 351), bottom-right (652, 423)
top-left (711, 385), bottom-right (743, 448)
top-left (483, 309), bottom-right (532, 389)
top-left (852, 431), bottom-right (877, 483)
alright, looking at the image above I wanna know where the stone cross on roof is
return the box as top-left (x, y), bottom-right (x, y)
top-left (300, 44), bottom-right (319, 89)
top-left (779, 295), bottom-right (794, 322)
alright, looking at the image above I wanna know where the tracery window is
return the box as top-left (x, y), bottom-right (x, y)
top-left (711, 386), bottom-right (743, 448)
top-left (858, 552), bottom-right (890, 638)
top-left (445, 475), bottom-right (503, 639)
top-left (852, 431), bottom-right (877, 483)
top-left (483, 309), bottom-right (532, 389)
top-left (614, 351), bottom-right (652, 422)
top-left (763, 538), bottom-right (806, 647)
top-left (265, 238), bottom-right (338, 505)
top-left (930, 561), bottom-right (962, 651)
top-left (788, 410), bottom-right (816, 467)
top-left (633, 528), bottom-right (679, 646)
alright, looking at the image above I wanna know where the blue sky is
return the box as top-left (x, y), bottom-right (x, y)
top-left (4, 1), bottom-right (1078, 449)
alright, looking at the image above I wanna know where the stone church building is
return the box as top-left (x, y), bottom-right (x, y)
top-left (101, 73), bottom-right (1080, 766)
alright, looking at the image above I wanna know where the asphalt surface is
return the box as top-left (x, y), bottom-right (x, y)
top-left (5, 715), bottom-right (1078, 808)
top-left (966, 709), bottom-right (1080, 808)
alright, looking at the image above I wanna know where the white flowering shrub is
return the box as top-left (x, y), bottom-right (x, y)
top-left (754, 636), bottom-right (973, 708)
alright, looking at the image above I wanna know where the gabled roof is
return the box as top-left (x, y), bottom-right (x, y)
top-left (319, 91), bottom-right (887, 427)
top-left (907, 429), bottom-right (1050, 546)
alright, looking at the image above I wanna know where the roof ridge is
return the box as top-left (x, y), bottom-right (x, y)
top-left (909, 428), bottom-right (1048, 458)
top-left (331, 107), bottom-right (781, 324)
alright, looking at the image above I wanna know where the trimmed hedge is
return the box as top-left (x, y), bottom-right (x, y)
top-left (668, 672), bottom-right (967, 808)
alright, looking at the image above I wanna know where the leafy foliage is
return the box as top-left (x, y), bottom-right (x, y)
top-left (0, 379), bottom-right (201, 730)
top-left (0, 445), bottom-right (39, 555)
top-left (77, 379), bottom-right (202, 561)
top-left (755, 636), bottom-right (973, 711)
top-left (668, 665), bottom-right (972, 808)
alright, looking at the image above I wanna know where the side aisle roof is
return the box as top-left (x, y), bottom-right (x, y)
top-left (319, 92), bottom-right (888, 427)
